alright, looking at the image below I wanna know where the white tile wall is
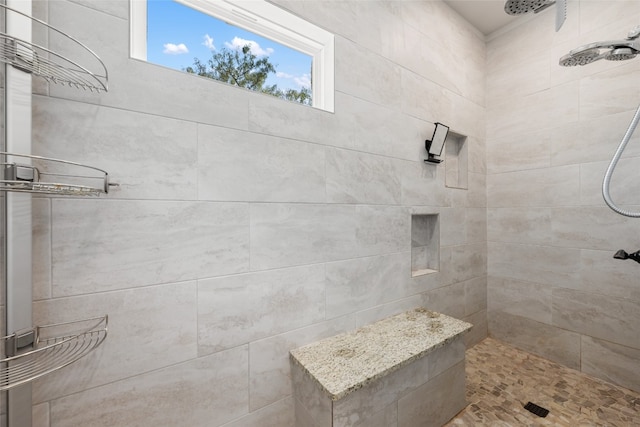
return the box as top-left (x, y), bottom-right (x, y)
top-left (29, 0), bottom-right (487, 425)
top-left (487, 0), bottom-right (640, 391)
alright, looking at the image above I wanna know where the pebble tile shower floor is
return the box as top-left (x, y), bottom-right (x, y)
top-left (446, 337), bottom-right (640, 426)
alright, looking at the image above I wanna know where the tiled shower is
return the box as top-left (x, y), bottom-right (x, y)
top-left (1, 0), bottom-right (638, 425)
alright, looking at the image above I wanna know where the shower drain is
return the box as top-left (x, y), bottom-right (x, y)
top-left (524, 401), bottom-right (549, 418)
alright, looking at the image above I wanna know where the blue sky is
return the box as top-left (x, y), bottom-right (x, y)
top-left (147, 0), bottom-right (312, 91)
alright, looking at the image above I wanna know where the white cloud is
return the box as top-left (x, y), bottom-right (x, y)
top-left (277, 71), bottom-right (312, 89)
top-left (294, 74), bottom-right (311, 89)
top-left (163, 43), bottom-right (189, 55)
top-left (224, 36), bottom-right (274, 56)
top-left (203, 34), bottom-right (215, 50)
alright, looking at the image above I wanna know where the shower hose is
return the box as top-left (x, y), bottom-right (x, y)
top-left (602, 101), bottom-right (640, 217)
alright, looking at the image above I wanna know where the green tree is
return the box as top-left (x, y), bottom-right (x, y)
top-left (185, 44), bottom-right (311, 106)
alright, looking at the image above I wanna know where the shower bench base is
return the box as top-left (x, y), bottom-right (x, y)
top-left (289, 308), bottom-right (473, 427)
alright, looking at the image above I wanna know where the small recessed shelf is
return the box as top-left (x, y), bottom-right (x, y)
top-left (0, 315), bottom-right (108, 391)
top-left (411, 214), bottom-right (439, 277)
top-left (445, 132), bottom-right (468, 190)
top-left (0, 3), bottom-right (108, 92)
top-left (1, 152), bottom-right (116, 196)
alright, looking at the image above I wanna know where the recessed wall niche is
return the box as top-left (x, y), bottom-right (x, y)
top-left (445, 131), bottom-right (468, 189)
top-left (411, 214), bottom-right (439, 277)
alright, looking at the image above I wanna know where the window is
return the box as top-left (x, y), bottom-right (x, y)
top-left (130, 0), bottom-right (334, 112)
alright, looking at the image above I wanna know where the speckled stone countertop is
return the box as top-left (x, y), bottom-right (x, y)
top-left (290, 308), bottom-right (472, 401)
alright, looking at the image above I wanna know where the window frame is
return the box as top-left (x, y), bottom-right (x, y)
top-left (130, 0), bottom-right (335, 112)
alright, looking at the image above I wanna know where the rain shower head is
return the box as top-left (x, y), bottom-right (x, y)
top-left (504, 0), bottom-right (554, 15)
top-left (559, 27), bottom-right (640, 66)
top-left (504, 0), bottom-right (566, 31)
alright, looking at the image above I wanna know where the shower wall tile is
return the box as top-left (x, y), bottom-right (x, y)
top-left (326, 148), bottom-right (402, 204)
top-left (577, 249), bottom-right (640, 301)
top-left (355, 205), bottom-right (411, 257)
top-left (579, 1), bottom-right (640, 36)
top-left (249, 204), bottom-right (411, 270)
top-left (449, 242), bottom-right (487, 284)
top-left (581, 336), bottom-right (640, 393)
top-left (486, 50), bottom-right (550, 106)
top-left (197, 125), bottom-right (325, 203)
top-left (335, 37), bottom-right (402, 109)
top-left (33, 96), bottom-right (199, 201)
top-left (464, 309), bottom-right (488, 348)
top-left (49, 346), bottom-right (248, 427)
top-left (33, 281), bottom-right (198, 403)
top-left (487, 165), bottom-right (581, 208)
top-left (51, 200), bottom-right (250, 296)
top-left (400, 68), bottom-right (454, 124)
top-left (464, 276), bottom-right (487, 316)
top-left (354, 294), bottom-right (426, 328)
top-left (399, 162), bottom-right (449, 207)
top-left (249, 316), bottom-right (355, 411)
top-left (551, 110), bottom-right (640, 167)
top-left (580, 61), bottom-right (640, 120)
top-left (486, 128), bottom-right (551, 174)
top-left (550, 206), bottom-right (639, 250)
top-left (580, 159), bottom-right (640, 206)
top-left (325, 252), bottom-right (411, 319)
top-left (488, 310), bottom-right (581, 370)
top-left (421, 282), bottom-right (466, 319)
top-left (197, 264), bottom-right (326, 355)
top-left (552, 288), bottom-right (640, 349)
top-left (487, 207), bottom-right (553, 245)
top-left (249, 204), bottom-right (356, 270)
top-left (468, 136), bottom-right (487, 175)
top-left (221, 397), bottom-right (295, 427)
top-left (439, 208), bottom-right (466, 246)
top-left (488, 242), bottom-right (580, 288)
top-left (33, 402), bottom-right (49, 427)
top-left (33, 198), bottom-right (51, 301)
top-left (66, 0), bottom-right (129, 19)
top-left (488, 276), bottom-right (552, 325)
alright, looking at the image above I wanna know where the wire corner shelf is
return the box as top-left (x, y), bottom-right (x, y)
top-left (0, 315), bottom-right (108, 391)
top-left (0, 3), bottom-right (108, 92)
top-left (1, 152), bottom-right (117, 196)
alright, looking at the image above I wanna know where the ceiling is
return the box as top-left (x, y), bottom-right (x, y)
top-left (443, 0), bottom-right (520, 36)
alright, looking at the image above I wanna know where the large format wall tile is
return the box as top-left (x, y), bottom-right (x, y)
top-left (33, 281), bottom-right (198, 402)
top-left (326, 148), bottom-right (402, 204)
top-left (249, 316), bottom-right (355, 411)
top-left (552, 288), bottom-right (640, 348)
top-left (488, 241), bottom-right (580, 288)
top-left (33, 96), bottom-right (199, 200)
top-left (488, 310), bottom-right (581, 370)
top-left (51, 200), bottom-right (250, 296)
top-left (221, 397), bottom-right (295, 427)
top-left (197, 264), bottom-right (326, 354)
top-left (581, 336), bottom-right (640, 393)
top-left (488, 276), bottom-right (552, 324)
top-left (49, 346), bottom-right (248, 427)
top-left (325, 253), bottom-right (411, 319)
top-left (198, 125), bottom-right (325, 203)
top-left (250, 204), bottom-right (410, 270)
top-left (487, 165), bottom-right (581, 208)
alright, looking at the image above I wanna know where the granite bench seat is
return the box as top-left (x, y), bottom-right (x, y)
top-left (289, 308), bottom-right (472, 427)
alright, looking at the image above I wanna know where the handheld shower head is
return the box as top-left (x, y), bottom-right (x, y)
top-left (559, 47), bottom-right (601, 66)
top-left (605, 47), bottom-right (638, 61)
top-left (504, 0), bottom-right (554, 15)
top-left (559, 29), bottom-right (640, 67)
